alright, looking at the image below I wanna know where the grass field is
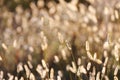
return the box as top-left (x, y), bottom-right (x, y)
top-left (0, 0), bottom-right (120, 80)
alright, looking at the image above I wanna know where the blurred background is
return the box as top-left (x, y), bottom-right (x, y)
top-left (0, 0), bottom-right (120, 80)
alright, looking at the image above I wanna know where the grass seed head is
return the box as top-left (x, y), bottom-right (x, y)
top-left (29, 73), bottom-right (35, 80)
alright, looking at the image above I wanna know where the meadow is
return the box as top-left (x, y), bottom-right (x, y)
top-left (0, 0), bottom-right (120, 80)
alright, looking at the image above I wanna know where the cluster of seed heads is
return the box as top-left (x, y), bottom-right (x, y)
top-left (0, 0), bottom-right (120, 80)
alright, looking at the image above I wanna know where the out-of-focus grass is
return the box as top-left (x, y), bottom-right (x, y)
top-left (0, 0), bottom-right (120, 80)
